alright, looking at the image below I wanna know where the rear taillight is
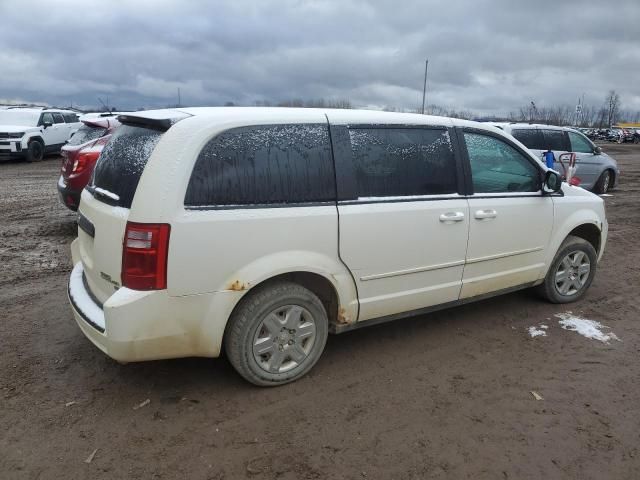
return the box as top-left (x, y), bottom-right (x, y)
top-left (72, 136), bottom-right (110, 174)
top-left (72, 150), bottom-right (100, 173)
top-left (122, 222), bottom-right (170, 290)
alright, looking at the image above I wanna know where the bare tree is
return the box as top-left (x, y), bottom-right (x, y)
top-left (605, 90), bottom-right (620, 127)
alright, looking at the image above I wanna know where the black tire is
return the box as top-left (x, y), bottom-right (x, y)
top-left (593, 170), bottom-right (612, 194)
top-left (25, 140), bottom-right (44, 162)
top-left (537, 235), bottom-right (597, 304)
top-left (224, 281), bottom-right (328, 386)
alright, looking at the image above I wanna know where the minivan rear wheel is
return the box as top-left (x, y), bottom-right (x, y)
top-left (538, 235), bottom-right (597, 304)
top-left (224, 281), bottom-right (328, 386)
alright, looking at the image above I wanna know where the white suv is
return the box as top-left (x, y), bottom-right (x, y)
top-left (68, 108), bottom-right (607, 386)
top-left (0, 108), bottom-right (81, 162)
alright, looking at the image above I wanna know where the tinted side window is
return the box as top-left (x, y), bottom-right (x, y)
top-left (53, 113), bottom-right (65, 124)
top-left (542, 130), bottom-right (568, 151)
top-left (511, 129), bottom-right (545, 150)
top-left (63, 113), bottom-right (79, 123)
top-left (348, 128), bottom-right (456, 198)
top-left (464, 132), bottom-right (540, 193)
top-left (185, 124), bottom-right (335, 206)
top-left (568, 131), bottom-right (594, 154)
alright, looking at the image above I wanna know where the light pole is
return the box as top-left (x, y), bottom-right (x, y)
top-left (421, 59), bottom-right (429, 114)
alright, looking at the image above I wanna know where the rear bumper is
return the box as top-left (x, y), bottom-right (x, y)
top-left (67, 251), bottom-right (241, 362)
top-left (57, 176), bottom-right (81, 211)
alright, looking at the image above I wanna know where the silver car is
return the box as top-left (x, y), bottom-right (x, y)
top-left (492, 123), bottom-right (619, 193)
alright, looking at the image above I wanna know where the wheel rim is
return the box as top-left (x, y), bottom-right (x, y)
top-left (252, 305), bottom-right (317, 374)
top-left (602, 172), bottom-right (610, 192)
top-left (554, 250), bottom-right (591, 296)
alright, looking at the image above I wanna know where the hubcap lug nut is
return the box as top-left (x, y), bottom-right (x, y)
top-left (288, 340), bottom-right (294, 345)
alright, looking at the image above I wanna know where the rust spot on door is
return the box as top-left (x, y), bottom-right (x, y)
top-left (337, 307), bottom-right (349, 324)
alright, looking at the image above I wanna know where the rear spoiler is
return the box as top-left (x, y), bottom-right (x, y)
top-left (117, 112), bottom-right (190, 132)
top-left (117, 115), bottom-right (173, 132)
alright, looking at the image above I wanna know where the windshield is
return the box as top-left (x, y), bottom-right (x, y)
top-left (0, 111), bottom-right (40, 126)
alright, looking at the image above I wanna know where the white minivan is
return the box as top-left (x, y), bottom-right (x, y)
top-left (68, 108), bottom-right (607, 386)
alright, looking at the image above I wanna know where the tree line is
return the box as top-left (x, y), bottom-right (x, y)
top-left (241, 90), bottom-right (638, 127)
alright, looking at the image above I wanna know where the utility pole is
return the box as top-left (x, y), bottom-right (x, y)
top-left (177, 88), bottom-right (181, 107)
top-left (421, 59), bottom-right (429, 115)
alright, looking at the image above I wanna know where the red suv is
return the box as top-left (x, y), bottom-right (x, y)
top-left (57, 115), bottom-right (121, 211)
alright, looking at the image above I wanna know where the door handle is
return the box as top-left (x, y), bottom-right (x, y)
top-left (474, 209), bottom-right (497, 220)
top-left (439, 212), bottom-right (465, 223)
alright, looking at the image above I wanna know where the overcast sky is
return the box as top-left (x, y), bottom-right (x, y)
top-left (1, 0), bottom-right (639, 115)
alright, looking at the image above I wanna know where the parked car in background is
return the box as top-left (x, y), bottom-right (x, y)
top-left (496, 123), bottom-right (619, 194)
top-left (57, 115), bottom-right (121, 210)
top-left (0, 108), bottom-right (81, 161)
top-left (68, 108), bottom-right (607, 386)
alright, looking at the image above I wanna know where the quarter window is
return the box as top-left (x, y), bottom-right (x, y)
top-left (348, 128), bottom-right (456, 198)
top-left (185, 124), bottom-right (335, 207)
top-left (568, 131), bottom-right (594, 154)
top-left (464, 132), bottom-right (540, 193)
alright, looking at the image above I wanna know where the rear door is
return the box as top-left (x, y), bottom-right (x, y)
top-left (38, 112), bottom-right (58, 147)
top-left (461, 129), bottom-right (553, 298)
top-left (77, 124), bottom-right (164, 303)
top-left (51, 112), bottom-right (69, 147)
top-left (331, 123), bottom-right (469, 321)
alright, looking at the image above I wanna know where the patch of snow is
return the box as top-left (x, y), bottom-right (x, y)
top-left (69, 262), bottom-right (105, 330)
top-left (555, 312), bottom-right (620, 344)
top-left (94, 187), bottom-right (120, 201)
top-left (528, 324), bottom-right (548, 337)
top-left (600, 194), bottom-right (613, 197)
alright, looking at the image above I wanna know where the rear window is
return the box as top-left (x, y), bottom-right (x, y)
top-left (67, 124), bottom-right (107, 146)
top-left (90, 125), bottom-right (162, 208)
top-left (185, 124), bottom-right (335, 207)
top-left (511, 129), bottom-right (545, 150)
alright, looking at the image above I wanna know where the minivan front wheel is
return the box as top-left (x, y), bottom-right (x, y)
top-left (594, 170), bottom-right (612, 194)
top-left (225, 282), bottom-right (328, 386)
top-left (538, 235), bottom-right (597, 304)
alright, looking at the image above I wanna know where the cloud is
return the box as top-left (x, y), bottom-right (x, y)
top-left (0, 0), bottom-right (638, 114)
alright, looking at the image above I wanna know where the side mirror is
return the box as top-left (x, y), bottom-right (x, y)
top-left (593, 146), bottom-right (602, 155)
top-left (42, 121), bottom-right (52, 129)
top-left (543, 170), bottom-right (562, 194)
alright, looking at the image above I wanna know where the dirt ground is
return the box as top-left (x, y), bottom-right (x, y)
top-left (1, 144), bottom-right (639, 480)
